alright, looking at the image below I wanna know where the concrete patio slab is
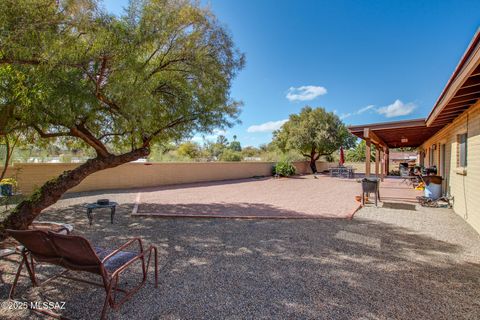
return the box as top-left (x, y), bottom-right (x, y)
top-left (132, 175), bottom-right (361, 219)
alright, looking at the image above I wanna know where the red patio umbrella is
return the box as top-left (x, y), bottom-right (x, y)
top-left (339, 146), bottom-right (345, 166)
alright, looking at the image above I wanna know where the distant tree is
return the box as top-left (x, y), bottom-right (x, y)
top-left (220, 149), bottom-right (242, 161)
top-left (229, 135), bottom-right (241, 151)
top-left (345, 140), bottom-right (374, 162)
top-left (259, 144), bottom-right (268, 152)
top-left (274, 106), bottom-right (355, 173)
top-left (241, 146), bottom-right (260, 158)
top-left (0, 0), bottom-right (244, 237)
top-left (176, 142), bottom-right (201, 159)
top-left (216, 135), bottom-right (229, 147)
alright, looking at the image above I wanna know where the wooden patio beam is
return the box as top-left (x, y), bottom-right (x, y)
top-left (364, 128), bottom-right (387, 148)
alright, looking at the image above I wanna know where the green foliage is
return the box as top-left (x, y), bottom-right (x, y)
top-left (241, 146), bottom-right (260, 158)
top-left (273, 106), bottom-right (356, 161)
top-left (220, 149), bottom-right (242, 161)
top-left (229, 140), bottom-right (242, 152)
top-left (0, 0), bottom-right (245, 156)
top-left (176, 142), bottom-right (201, 159)
top-left (345, 140), bottom-right (374, 162)
top-left (273, 159), bottom-right (296, 177)
top-left (216, 135), bottom-right (229, 147)
top-left (0, 178), bottom-right (17, 187)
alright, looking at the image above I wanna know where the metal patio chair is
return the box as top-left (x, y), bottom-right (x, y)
top-left (6, 229), bottom-right (158, 320)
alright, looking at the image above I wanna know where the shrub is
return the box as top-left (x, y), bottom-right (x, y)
top-left (0, 178), bottom-right (17, 195)
top-left (274, 159), bottom-right (296, 177)
top-left (0, 178), bottom-right (17, 188)
top-left (220, 149), bottom-right (242, 161)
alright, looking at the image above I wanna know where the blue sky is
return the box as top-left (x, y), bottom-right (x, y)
top-left (103, 0), bottom-right (480, 147)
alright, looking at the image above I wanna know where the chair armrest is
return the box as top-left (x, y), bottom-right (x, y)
top-left (101, 238), bottom-right (144, 264)
top-left (110, 245), bottom-right (157, 280)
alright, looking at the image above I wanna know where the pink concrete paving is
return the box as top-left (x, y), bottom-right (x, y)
top-left (134, 175), bottom-right (361, 219)
top-left (378, 177), bottom-right (424, 204)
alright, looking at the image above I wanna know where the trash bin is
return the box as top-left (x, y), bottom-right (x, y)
top-left (361, 178), bottom-right (380, 206)
top-left (423, 175), bottom-right (442, 200)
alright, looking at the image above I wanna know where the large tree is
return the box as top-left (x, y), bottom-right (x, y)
top-left (274, 106), bottom-right (355, 173)
top-left (0, 0), bottom-right (244, 237)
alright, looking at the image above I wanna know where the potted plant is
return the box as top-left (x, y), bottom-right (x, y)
top-left (0, 178), bottom-right (17, 196)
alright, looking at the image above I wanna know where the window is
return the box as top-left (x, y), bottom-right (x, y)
top-left (457, 133), bottom-right (468, 167)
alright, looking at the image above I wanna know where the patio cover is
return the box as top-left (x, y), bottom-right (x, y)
top-left (348, 119), bottom-right (443, 178)
top-left (349, 119), bottom-right (443, 149)
top-left (348, 28), bottom-right (480, 177)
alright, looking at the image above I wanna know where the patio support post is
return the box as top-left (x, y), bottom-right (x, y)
top-left (385, 148), bottom-right (390, 174)
top-left (375, 146), bottom-right (380, 177)
top-left (382, 146), bottom-right (388, 180)
top-left (380, 148), bottom-right (385, 181)
top-left (365, 139), bottom-right (371, 177)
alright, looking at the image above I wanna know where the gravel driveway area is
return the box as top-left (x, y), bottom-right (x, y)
top-left (1, 182), bottom-right (480, 319)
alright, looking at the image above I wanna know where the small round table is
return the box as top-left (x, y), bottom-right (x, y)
top-left (85, 202), bottom-right (118, 226)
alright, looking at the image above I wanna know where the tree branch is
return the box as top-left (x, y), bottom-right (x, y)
top-left (32, 125), bottom-right (71, 138)
top-left (71, 124), bottom-right (111, 157)
top-left (142, 114), bottom-right (200, 147)
top-left (96, 56), bottom-right (109, 94)
top-left (146, 57), bottom-right (189, 80)
top-left (98, 132), bottom-right (127, 140)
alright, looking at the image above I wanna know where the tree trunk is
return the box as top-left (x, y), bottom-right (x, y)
top-left (309, 156), bottom-right (317, 173)
top-left (0, 134), bottom-right (17, 181)
top-left (309, 149), bottom-right (317, 173)
top-left (0, 138), bottom-right (11, 181)
top-left (0, 148), bottom-right (149, 239)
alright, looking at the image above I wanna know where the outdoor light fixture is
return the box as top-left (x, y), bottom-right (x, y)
top-left (401, 137), bottom-right (408, 143)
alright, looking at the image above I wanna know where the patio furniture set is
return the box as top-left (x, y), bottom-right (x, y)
top-left (329, 166), bottom-right (356, 178)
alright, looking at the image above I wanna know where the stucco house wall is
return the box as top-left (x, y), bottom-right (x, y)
top-left (420, 100), bottom-right (480, 233)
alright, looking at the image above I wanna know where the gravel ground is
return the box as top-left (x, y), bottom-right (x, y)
top-left (1, 182), bottom-right (480, 319)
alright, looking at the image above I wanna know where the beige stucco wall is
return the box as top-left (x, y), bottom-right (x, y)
top-left (1, 160), bottom-right (374, 195)
top-left (421, 100), bottom-right (480, 234)
top-left (0, 161), bottom-right (322, 194)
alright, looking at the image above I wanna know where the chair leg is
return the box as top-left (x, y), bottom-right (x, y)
top-left (8, 255), bottom-right (25, 299)
top-left (27, 254), bottom-right (37, 286)
top-left (111, 275), bottom-right (120, 307)
top-left (101, 281), bottom-right (114, 320)
top-left (362, 192), bottom-right (365, 206)
top-left (154, 247), bottom-right (158, 288)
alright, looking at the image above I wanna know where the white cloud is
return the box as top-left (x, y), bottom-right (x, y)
top-left (247, 119), bottom-right (288, 133)
top-left (286, 85), bottom-right (327, 102)
top-left (339, 104), bottom-right (375, 120)
top-left (376, 100), bottom-right (416, 118)
top-left (358, 104), bottom-right (375, 114)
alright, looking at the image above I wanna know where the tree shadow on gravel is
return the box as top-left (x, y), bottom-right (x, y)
top-left (1, 203), bottom-right (480, 320)
top-left (58, 177), bottom-right (274, 201)
top-left (135, 202), bottom-right (352, 218)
